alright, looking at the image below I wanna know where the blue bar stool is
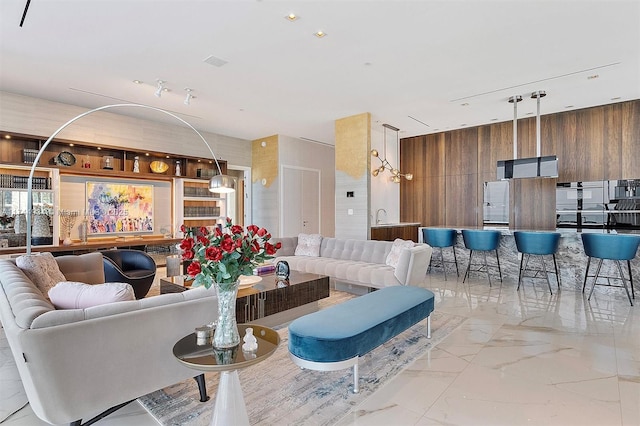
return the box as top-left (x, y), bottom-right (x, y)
top-left (462, 230), bottom-right (502, 285)
top-left (422, 228), bottom-right (459, 280)
top-left (514, 231), bottom-right (561, 294)
top-left (581, 233), bottom-right (640, 306)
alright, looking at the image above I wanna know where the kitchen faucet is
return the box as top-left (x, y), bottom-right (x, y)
top-left (375, 208), bottom-right (387, 225)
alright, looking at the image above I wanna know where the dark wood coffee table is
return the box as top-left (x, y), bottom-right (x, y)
top-left (161, 271), bottom-right (330, 326)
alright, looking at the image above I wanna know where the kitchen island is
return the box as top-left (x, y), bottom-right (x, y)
top-left (371, 222), bottom-right (421, 242)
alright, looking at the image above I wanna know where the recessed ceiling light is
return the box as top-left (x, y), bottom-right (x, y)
top-left (69, 143), bottom-right (74, 147)
top-left (133, 80), bottom-right (143, 84)
top-left (145, 153), bottom-right (150, 156)
top-left (314, 31), bottom-right (327, 38)
top-left (364, 62), bottom-right (372, 66)
top-left (285, 13), bottom-right (299, 21)
top-left (166, 155), bottom-right (170, 159)
top-left (565, 105), bottom-right (574, 108)
top-left (490, 118), bottom-right (498, 121)
top-left (526, 112), bottom-right (534, 115)
top-left (611, 97), bottom-right (621, 100)
top-left (4, 134), bottom-right (11, 139)
top-left (587, 74), bottom-right (599, 80)
top-left (97, 147), bottom-right (101, 150)
top-left (461, 123), bottom-right (467, 126)
top-left (461, 103), bottom-right (469, 107)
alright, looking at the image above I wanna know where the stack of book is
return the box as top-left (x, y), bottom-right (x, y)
top-left (254, 264), bottom-right (276, 275)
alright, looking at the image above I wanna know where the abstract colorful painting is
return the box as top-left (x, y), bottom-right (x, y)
top-left (86, 182), bottom-right (154, 234)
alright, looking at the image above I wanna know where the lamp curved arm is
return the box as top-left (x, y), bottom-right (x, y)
top-left (26, 103), bottom-right (226, 254)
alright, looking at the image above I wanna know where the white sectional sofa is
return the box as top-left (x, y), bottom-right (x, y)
top-left (0, 252), bottom-right (216, 426)
top-left (273, 235), bottom-right (432, 292)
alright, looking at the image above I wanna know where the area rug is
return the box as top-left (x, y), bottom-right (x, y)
top-left (139, 290), bottom-right (466, 425)
top-left (0, 327), bottom-right (28, 423)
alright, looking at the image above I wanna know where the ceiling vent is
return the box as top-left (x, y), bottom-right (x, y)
top-left (203, 55), bottom-right (228, 67)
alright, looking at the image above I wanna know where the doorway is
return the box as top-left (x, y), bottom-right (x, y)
top-left (281, 166), bottom-right (321, 236)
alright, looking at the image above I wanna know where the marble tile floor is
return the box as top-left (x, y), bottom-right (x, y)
top-left (4, 267), bottom-right (638, 426)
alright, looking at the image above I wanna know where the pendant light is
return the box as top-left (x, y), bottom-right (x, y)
top-left (371, 124), bottom-right (413, 182)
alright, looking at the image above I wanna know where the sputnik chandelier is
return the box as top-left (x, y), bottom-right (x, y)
top-left (371, 123), bottom-right (413, 183)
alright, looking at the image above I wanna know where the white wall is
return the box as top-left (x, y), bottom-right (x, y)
top-left (0, 91), bottom-right (252, 167)
top-left (370, 122), bottom-right (400, 224)
top-left (278, 135), bottom-right (335, 237)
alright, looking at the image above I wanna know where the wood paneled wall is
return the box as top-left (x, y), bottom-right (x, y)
top-left (400, 99), bottom-right (640, 229)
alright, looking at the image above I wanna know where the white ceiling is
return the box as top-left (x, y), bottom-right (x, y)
top-left (1, 0), bottom-right (638, 145)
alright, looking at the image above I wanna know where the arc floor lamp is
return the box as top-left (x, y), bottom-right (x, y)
top-left (25, 103), bottom-right (235, 254)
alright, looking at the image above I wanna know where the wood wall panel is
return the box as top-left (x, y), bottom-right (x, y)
top-left (445, 128), bottom-right (478, 176)
top-left (510, 178), bottom-right (557, 230)
top-left (399, 99), bottom-right (640, 230)
top-left (620, 100), bottom-right (640, 179)
top-left (603, 103), bottom-right (622, 179)
top-left (478, 122), bottom-right (513, 176)
top-left (445, 174), bottom-right (477, 227)
top-left (400, 133), bottom-right (445, 225)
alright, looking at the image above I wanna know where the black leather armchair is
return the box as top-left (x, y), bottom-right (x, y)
top-left (102, 249), bottom-right (157, 299)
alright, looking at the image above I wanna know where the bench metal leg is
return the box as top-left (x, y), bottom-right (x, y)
top-left (427, 315), bottom-right (431, 339)
top-left (353, 360), bottom-right (359, 393)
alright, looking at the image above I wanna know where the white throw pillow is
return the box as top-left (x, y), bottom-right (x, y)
top-left (48, 281), bottom-right (135, 309)
top-left (385, 238), bottom-right (415, 268)
top-left (294, 233), bottom-right (323, 257)
top-left (16, 252), bottom-right (67, 296)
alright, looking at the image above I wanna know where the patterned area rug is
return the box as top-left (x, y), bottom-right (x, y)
top-left (138, 290), bottom-right (466, 425)
top-left (0, 327), bottom-right (28, 423)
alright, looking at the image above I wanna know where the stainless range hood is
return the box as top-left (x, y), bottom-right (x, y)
top-left (497, 155), bottom-right (558, 180)
top-left (497, 90), bottom-right (558, 180)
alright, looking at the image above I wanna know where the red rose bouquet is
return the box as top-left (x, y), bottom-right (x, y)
top-left (180, 218), bottom-right (281, 290)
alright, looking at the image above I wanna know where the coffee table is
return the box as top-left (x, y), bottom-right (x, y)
top-left (173, 324), bottom-right (280, 426)
top-left (161, 270), bottom-right (330, 326)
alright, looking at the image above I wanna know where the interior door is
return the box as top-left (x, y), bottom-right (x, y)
top-left (282, 166), bottom-right (320, 236)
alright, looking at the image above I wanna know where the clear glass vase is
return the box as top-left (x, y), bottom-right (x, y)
top-left (213, 280), bottom-right (240, 349)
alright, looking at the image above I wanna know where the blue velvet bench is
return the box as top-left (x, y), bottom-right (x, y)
top-left (288, 285), bottom-right (435, 393)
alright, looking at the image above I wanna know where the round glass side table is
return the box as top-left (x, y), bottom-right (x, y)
top-left (173, 324), bottom-right (280, 426)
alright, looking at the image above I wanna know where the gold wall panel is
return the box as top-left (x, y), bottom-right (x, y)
top-left (252, 135), bottom-right (279, 187)
top-left (335, 113), bottom-right (370, 179)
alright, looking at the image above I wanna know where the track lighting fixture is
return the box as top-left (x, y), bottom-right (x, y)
top-left (184, 88), bottom-right (194, 105)
top-left (155, 80), bottom-right (165, 98)
top-left (371, 124), bottom-right (413, 183)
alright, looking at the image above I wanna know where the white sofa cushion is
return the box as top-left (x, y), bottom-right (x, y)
top-left (295, 233), bottom-right (322, 256)
top-left (48, 281), bottom-right (135, 309)
top-left (385, 238), bottom-right (415, 268)
top-left (16, 252), bottom-right (67, 296)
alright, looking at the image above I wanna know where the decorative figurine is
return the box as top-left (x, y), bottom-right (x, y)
top-left (242, 327), bottom-right (258, 352)
top-left (133, 156), bottom-right (140, 173)
top-left (276, 260), bottom-right (290, 280)
top-left (175, 160), bottom-right (181, 176)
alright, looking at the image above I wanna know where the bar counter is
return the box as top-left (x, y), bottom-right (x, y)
top-left (418, 226), bottom-right (640, 292)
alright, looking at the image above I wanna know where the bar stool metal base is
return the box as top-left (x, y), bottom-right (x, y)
top-left (463, 250), bottom-right (502, 286)
top-left (428, 246), bottom-right (459, 280)
top-left (517, 254), bottom-right (561, 294)
top-left (582, 257), bottom-right (635, 306)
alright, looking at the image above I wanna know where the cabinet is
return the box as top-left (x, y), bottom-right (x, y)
top-left (370, 223), bottom-right (420, 242)
top-left (0, 132), bottom-right (226, 182)
top-left (0, 165), bottom-right (60, 248)
top-left (174, 178), bottom-right (226, 230)
top-left (0, 131), bottom-right (229, 250)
